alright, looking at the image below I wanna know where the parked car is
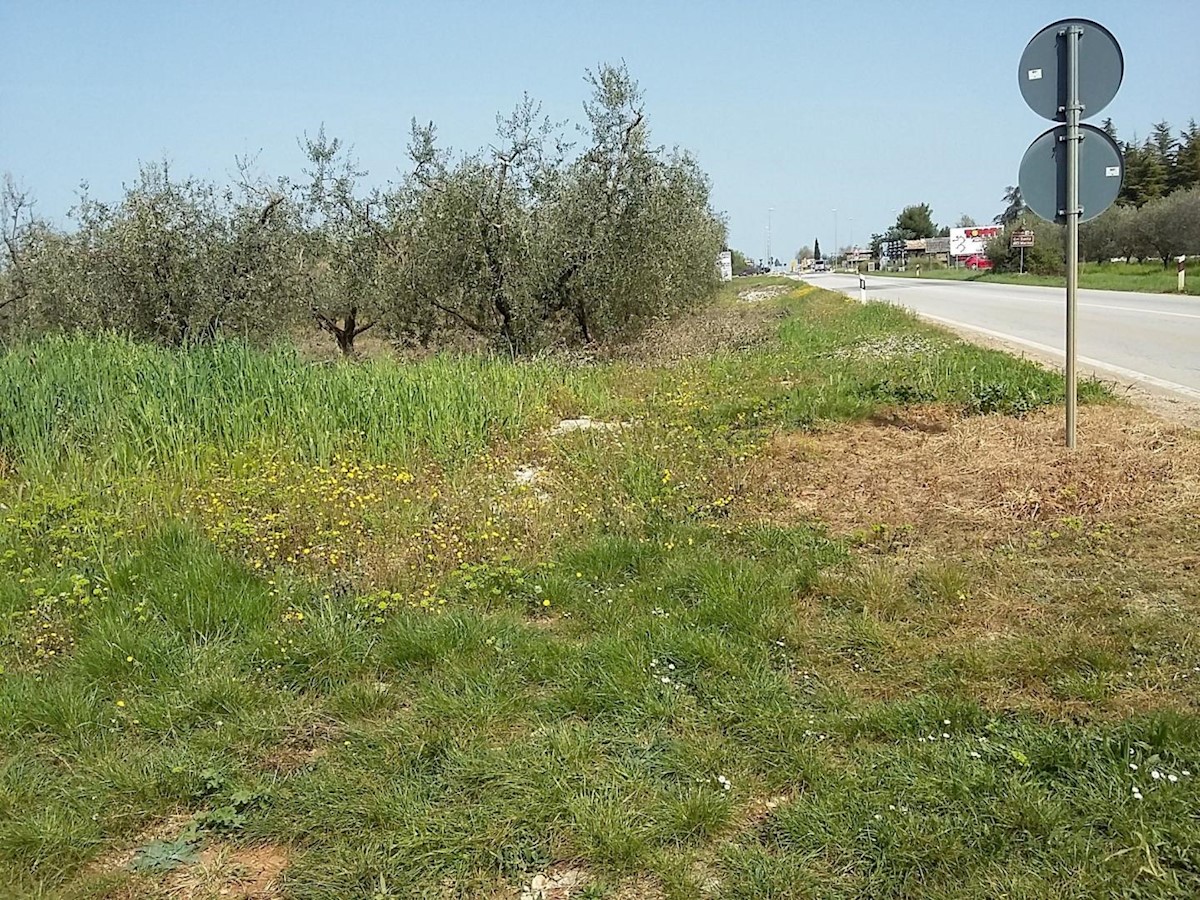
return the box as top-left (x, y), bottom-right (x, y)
top-left (964, 255), bottom-right (993, 271)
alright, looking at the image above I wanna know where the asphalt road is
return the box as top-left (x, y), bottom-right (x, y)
top-left (805, 272), bottom-right (1200, 401)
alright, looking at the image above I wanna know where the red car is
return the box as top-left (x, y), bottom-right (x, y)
top-left (964, 255), bottom-right (993, 271)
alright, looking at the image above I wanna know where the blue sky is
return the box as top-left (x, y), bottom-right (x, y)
top-left (2, 1), bottom-right (1196, 262)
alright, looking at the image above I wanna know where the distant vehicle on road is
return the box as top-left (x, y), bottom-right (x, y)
top-left (964, 255), bottom-right (993, 271)
top-left (813, 261), bottom-right (829, 273)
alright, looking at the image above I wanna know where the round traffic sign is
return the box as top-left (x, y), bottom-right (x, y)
top-left (1018, 123), bottom-right (1124, 224)
top-left (1018, 18), bottom-right (1123, 121)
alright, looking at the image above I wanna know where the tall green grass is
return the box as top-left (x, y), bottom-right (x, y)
top-left (0, 334), bottom-right (608, 477)
top-left (0, 292), bottom-right (1104, 481)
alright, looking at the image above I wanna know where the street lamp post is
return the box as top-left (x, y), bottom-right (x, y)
top-left (832, 208), bottom-right (838, 269)
top-left (767, 207), bottom-right (773, 270)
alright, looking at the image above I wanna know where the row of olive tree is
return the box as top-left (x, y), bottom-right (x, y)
top-left (1079, 187), bottom-right (1200, 267)
top-left (0, 65), bottom-right (726, 355)
top-left (983, 187), bottom-right (1200, 274)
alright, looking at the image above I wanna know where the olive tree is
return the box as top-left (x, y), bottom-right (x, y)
top-left (532, 64), bottom-right (723, 344)
top-left (399, 97), bottom-right (559, 350)
top-left (1, 175), bottom-right (38, 330)
top-left (3, 63), bottom-right (725, 355)
top-left (1137, 188), bottom-right (1200, 267)
top-left (296, 129), bottom-right (399, 355)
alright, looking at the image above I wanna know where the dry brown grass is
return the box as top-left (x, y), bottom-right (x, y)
top-left (733, 402), bottom-right (1200, 720)
top-left (607, 298), bottom-right (789, 365)
top-left (738, 403), bottom-right (1200, 550)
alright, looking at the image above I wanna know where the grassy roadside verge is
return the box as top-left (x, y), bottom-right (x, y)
top-left (872, 261), bottom-right (1200, 295)
top-left (4, 280), bottom-right (1200, 899)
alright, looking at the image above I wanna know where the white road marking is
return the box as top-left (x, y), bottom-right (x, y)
top-left (867, 279), bottom-right (1200, 320)
top-left (1080, 303), bottom-right (1200, 320)
top-left (903, 310), bottom-right (1200, 401)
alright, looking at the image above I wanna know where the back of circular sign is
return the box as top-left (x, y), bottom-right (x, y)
top-left (1018, 18), bottom-right (1123, 122)
top-left (1019, 123), bottom-right (1124, 224)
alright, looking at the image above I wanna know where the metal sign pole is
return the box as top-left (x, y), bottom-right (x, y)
top-left (1064, 24), bottom-right (1082, 450)
top-left (1019, 18), bottom-right (1123, 449)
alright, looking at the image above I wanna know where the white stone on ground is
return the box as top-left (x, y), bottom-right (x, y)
top-left (548, 417), bottom-right (623, 436)
top-left (512, 465), bottom-right (543, 486)
top-left (519, 868), bottom-right (586, 899)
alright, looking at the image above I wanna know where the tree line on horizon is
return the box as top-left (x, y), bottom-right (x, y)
top-left (0, 65), bottom-right (726, 356)
top-left (847, 117), bottom-right (1200, 274)
top-left (987, 118), bottom-right (1200, 274)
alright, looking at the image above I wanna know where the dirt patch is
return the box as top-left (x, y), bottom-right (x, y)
top-left (611, 874), bottom-right (667, 899)
top-left (739, 404), bottom-right (1200, 549)
top-left (165, 843), bottom-right (289, 899)
top-left (259, 717), bottom-right (339, 774)
top-left (741, 793), bottom-right (793, 829)
top-left (79, 820), bottom-right (288, 900)
top-left (547, 417), bottom-right (624, 437)
top-left (85, 812), bottom-right (198, 878)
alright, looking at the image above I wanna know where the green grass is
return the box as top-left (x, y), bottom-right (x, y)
top-left (5, 282), bottom-right (1199, 898)
top-left (0, 334), bottom-right (617, 480)
top-left (877, 261), bottom-right (1200, 295)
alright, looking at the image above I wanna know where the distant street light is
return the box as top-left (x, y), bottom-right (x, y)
top-left (832, 208), bottom-right (838, 269)
top-left (767, 207), bottom-right (773, 271)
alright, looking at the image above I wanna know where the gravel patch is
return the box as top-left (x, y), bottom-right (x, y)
top-left (737, 285), bottom-right (791, 303)
top-left (548, 417), bottom-right (624, 436)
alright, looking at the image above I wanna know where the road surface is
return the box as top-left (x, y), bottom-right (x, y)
top-left (805, 272), bottom-right (1200, 401)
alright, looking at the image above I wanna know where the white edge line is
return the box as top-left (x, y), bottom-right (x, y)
top-left (1086, 304), bottom-right (1200, 321)
top-left (905, 309), bottom-right (1200, 402)
top-left (860, 276), bottom-right (1200, 320)
top-left (820, 280), bottom-right (1200, 402)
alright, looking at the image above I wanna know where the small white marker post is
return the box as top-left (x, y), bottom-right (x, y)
top-left (1179, 256), bottom-right (1188, 293)
top-left (859, 274), bottom-right (867, 303)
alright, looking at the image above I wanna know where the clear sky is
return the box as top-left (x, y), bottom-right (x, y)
top-left (2, 1), bottom-right (1196, 262)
